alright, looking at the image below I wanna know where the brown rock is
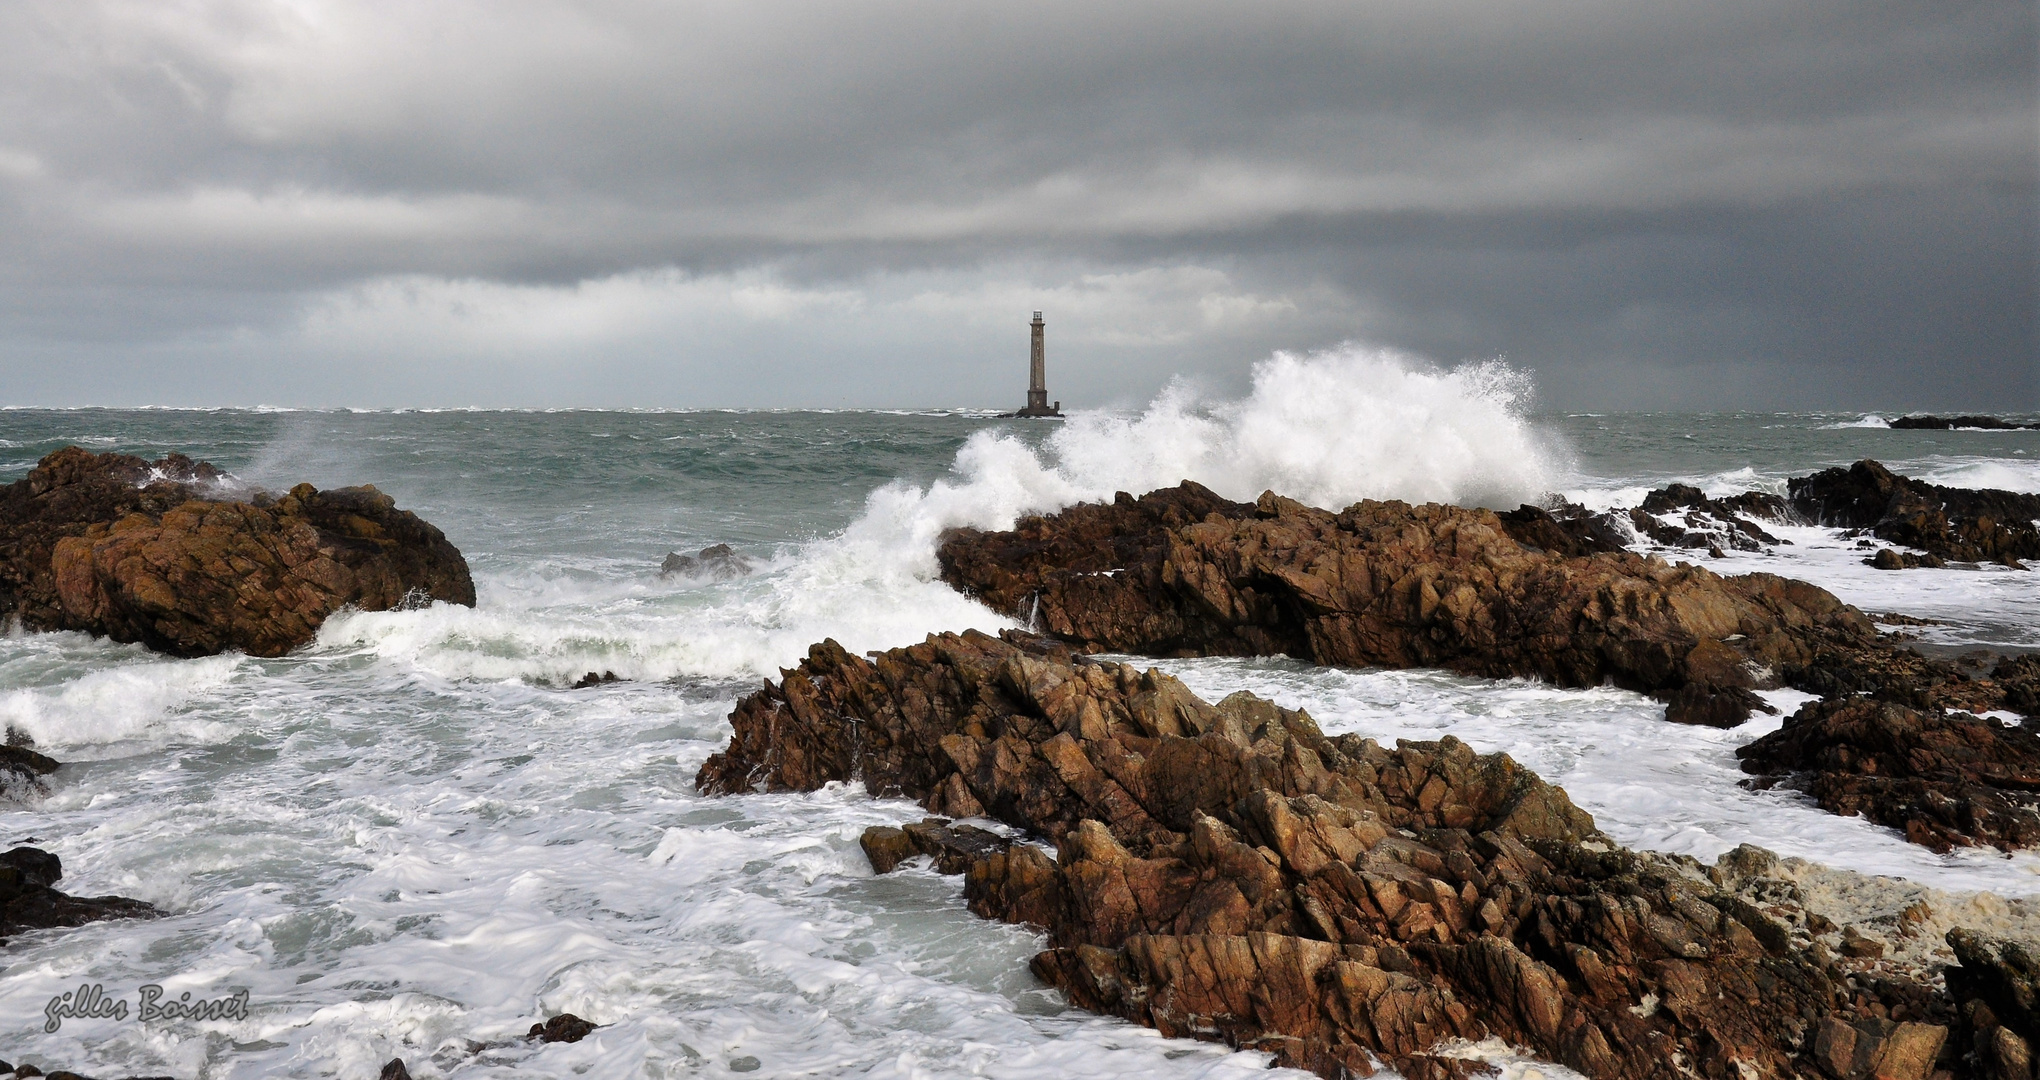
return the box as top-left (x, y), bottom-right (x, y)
top-left (0, 447), bottom-right (474, 657)
top-left (936, 482), bottom-right (1891, 726)
top-left (1736, 698), bottom-right (2040, 852)
top-left (861, 819), bottom-right (1013, 875)
top-left (700, 630), bottom-right (1924, 1078)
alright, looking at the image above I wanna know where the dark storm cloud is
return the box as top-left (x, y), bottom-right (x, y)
top-left (0, 0), bottom-right (2031, 407)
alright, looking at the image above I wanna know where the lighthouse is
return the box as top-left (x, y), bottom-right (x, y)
top-left (1007, 311), bottom-right (1063, 418)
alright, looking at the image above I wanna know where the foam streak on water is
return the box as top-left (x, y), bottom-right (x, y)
top-left (0, 388), bottom-right (2034, 1077)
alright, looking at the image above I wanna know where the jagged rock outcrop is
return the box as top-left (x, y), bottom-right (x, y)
top-left (1, 846), bottom-right (157, 944)
top-left (0, 447), bottom-right (475, 657)
top-left (936, 482), bottom-right (1890, 726)
top-left (701, 629), bottom-right (1967, 1078)
top-left (1737, 697), bottom-right (2040, 853)
top-left (1788, 459), bottom-right (2040, 566)
top-left (1627, 484), bottom-right (1791, 553)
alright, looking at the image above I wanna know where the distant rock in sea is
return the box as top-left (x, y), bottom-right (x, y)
top-left (1888, 415), bottom-right (2040, 431)
top-left (0, 446), bottom-right (475, 657)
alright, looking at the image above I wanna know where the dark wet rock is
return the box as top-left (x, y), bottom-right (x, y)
top-left (937, 482), bottom-right (1884, 726)
top-left (0, 447), bottom-right (475, 658)
top-left (0, 846), bottom-right (157, 942)
top-left (1889, 415), bottom-right (2040, 431)
top-left (1998, 656), bottom-right (2040, 717)
top-left (1736, 697), bottom-right (2040, 852)
top-left (702, 629), bottom-right (1958, 1078)
top-left (570, 670), bottom-right (620, 689)
top-left (1947, 930), bottom-right (2040, 1079)
top-left (0, 744), bottom-right (60, 799)
top-left (1789, 459), bottom-right (2040, 565)
top-left (1869, 548), bottom-right (1947, 570)
top-left (1662, 683), bottom-right (1776, 729)
top-left (528, 1013), bottom-right (597, 1043)
top-left (378, 1060), bottom-right (412, 1080)
top-left (1493, 502), bottom-right (1630, 556)
top-left (861, 818), bottom-right (1012, 875)
top-left (659, 543), bottom-right (753, 581)
top-left (1629, 483), bottom-right (1792, 553)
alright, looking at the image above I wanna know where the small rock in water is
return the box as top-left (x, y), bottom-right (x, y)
top-left (569, 671), bottom-right (620, 689)
top-left (528, 1013), bottom-right (596, 1043)
top-left (728, 1056), bottom-right (761, 1073)
top-left (1868, 548), bottom-right (1945, 570)
top-left (378, 1059), bottom-right (412, 1080)
top-left (860, 819), bottom-right (1010, 875)
top-left (1, 845), bottom-right (158, 942)
top-left (659, 543), bottom-right (753, 581)
top-left (0, 744), bottom-right (59, 800)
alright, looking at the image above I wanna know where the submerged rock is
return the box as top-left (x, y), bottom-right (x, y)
top-left (659, 543), bottom-right (752, 581)
top-left (702, 629), bottom-right (1968, 1078)
top-left (1737, 698), bottom-right (2040, 853)
top-left (0, 846), bottom-right (156, 943)
top-left (0, 447), bottom-right (475, 658)
top-left (936, 482), bottom-right (1881, 726)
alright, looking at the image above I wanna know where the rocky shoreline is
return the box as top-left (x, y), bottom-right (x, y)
top-left (699, 629), bottom-right (2035, 1078)
top-left (0, 447), bottom-right (475, 657)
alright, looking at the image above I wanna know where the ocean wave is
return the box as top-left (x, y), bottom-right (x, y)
top-left (1920, 458), bottom-right (2040, 494)
top-left (0, 648), bottom-right (246, 751)
top-left (846, 345), bottom-right (1564, 562)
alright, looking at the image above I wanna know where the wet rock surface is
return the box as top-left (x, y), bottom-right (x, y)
top-left (1888, 415), bottom-right (2040, 431)
top-left (1737, 697), bottom-right (2040, 853)
top-left (1, 846), bottom-right (156, 944)
top-left (1627, 484), bottom-right (1791, 553)
top-left (0, 447), bottom-right (475, 657)
top-left (528, 1013), bottom-right (598, 1043)
top-left (659, 543), bottom-right (753, 580)
top-left (936, 482), bottom-right (1882, 726)
top-left (1788, 459), bottom-right (2040, 566)
top-left (701, 629), bottom-right (1980, 1078)
top-left (0, 744), bottom-right (60, 800)
top-left (1947, 929), bottom-right (2040, 1078)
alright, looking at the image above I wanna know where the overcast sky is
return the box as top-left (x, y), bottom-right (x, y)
top-left (1, 0), bottom-right (2033, 410)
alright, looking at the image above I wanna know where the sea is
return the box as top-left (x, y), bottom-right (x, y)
top-left (1, 349), bottom-right (2037, 1079)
